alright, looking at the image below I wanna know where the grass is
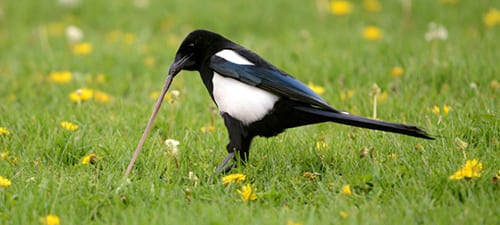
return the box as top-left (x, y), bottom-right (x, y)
top-left (0, 0), bottom-right (499, 224)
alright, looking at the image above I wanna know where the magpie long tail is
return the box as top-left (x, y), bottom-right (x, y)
top-left (295, 106), bottom-right (434, 140)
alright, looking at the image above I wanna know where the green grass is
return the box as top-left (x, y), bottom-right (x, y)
top-left (1, 0), bottom-right (499, 224)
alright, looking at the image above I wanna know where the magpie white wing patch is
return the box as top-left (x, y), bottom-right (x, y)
top-left (212, 49), bottom-right (280, 125)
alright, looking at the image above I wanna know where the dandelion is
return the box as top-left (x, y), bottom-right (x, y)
top-left (491, 80), bottom-right (500, 89)
top-left (65, 25), bottom-right (83, 43)
top-left (237, 184), bottom-right (257, 202)
top-left (222, 173), bottom-right (246, 185)
top-left (330, 0), bottom-right (353, 15)
top-left (150, 91), bottom-right (160, 99)
top-left (425, 22), bottom-right (448, 42)
top-left (443, 104), bottom-right (451, 115)
top-left (200, 125), bottom-right (215, 133)
top-left (188, 171), bottom-right (199, 186)
top-left (48, 71), bottom-right (72, 83)
top-left (69, 88), bottom-right (93, 102)
top-left (41, 214), bottom-right (60, 225)
top-left (432, 105), bottom-right (451, 116)
top-left (94, 90), bottom-right (111, 103)
top-left (391, 67), bottom-right (404, 78)
top-left (144, 56), bottom-right (156, 67)
top-left (60, 121), bottom-right (78, 131)
top-left (0, 175), bottom-right (12, 187)
top-left (0, 127), bottom-right (11, 136)
top-left (81, 153), bottom-right (98, 165)
top-left (339, 211), bottom-right (349, 219)
top-left (362, 26), bottom-right (383, 41)
top-left (483, 8), bottom-right (500, 28)
top-left (342, 184), bottom-right (352, 196)
top-left (72, 42), bottom-right (93, 55)
top-left (431, 105), bottom-right (440, 116)
top-left (307, 82), bottom-right (325, 95)
top-left (95, 73), bottom-right (107, 83)
top-left (450, 159), bottom-right (483, 180)
top-left (287, 220), bottom-right (304, 225)
top-left (1, 151), bottom-right (7, 160)
top-left (165, 139), bottom-right (180, 157)
top-left (363, 0), bottom-right (381, 12)
top-left (123, 33), bottom-right (137, 45)
top-left (377, 91), bottom-right (388, 103)
top-left (315, 141), bottom-right (328, 149)
top-left (340, 90), bottom-right (355, 101)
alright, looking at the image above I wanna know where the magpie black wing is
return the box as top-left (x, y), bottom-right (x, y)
top-left (210, 55), bottom-right (339, 112)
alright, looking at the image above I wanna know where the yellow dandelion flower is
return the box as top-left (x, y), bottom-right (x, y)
top-left (94, 90), bottom-right (111, 103)
top-left (69, 88), bottom-right (93, 102)
top-left (200, 125), bottom-right (215, 133)
top-left (0, 127), bottom-right (11, 136)
top-left (342, 184), bottom-right (352, 196)
top-left (222, 173), bottom-right (246, 185)
top-left (81, 153), bottom-right (98, 165)
top-left (483, 8), bottom-right (500, 28)
top-left (450, 159), bottom-right (483, 180)
top-left (60, 121), bottom-right (78, 131)
top-left (46, 22), bottom-right (65, 36)
top-left (96, 73), bottom-right (107, 83)
top-left (391, 67), bottom-right (404, 78)
top-left (330, 0), bottom-right (353, 15)
top-left (443, 104), bottom-right (452, 115)
top-left (363, 0), bottom-right (381, 12)
top-left (72, 42), bottom-right (93, 55)
top-left (315, 141), bottom-right (328, 149)
top-left (287, 220), bottom-right (304, 225)
top-left (41, 214), bottom-right (60, 225)
top-left (307, 82), bottom-right (325, 95)
top-left (362, 26), bottom-right (383, 41)
top-left (339, 211), bottom-right (349, 219)
top-left (0, 175), bottom-right (12, 187)
top-left (1, 151), bottom-right (7, 160)
top-left (123, 32), bottom-right (137, 45)
top-left (340, 90), bottom-right (355, 101)
top-left (491, 80), bottom-right (500, 89)
top-left (377, 91), bottom-right (388, 103)
top-left (237, 184), bottom-right (257, 202)
top-left (48, 71), bottom-right (72, 83)
top-left (432, 105), bottom-right (440, 116)
top-left (144, 56), bottom-right (156, 67)
top-left (387, 153), bottom-right (397, 159)
top-left (150, 91), bottom-right (160, 99)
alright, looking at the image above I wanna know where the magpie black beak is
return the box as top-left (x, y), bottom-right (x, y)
top-left (168, 54), bottom-right (192, 77)
top-left (125, 56), bottom-right (189, 177)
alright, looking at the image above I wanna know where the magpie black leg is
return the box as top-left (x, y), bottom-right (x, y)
top-left (213, 113), bottom-right (253, 175)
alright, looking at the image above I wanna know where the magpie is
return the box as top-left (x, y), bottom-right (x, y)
top-left (124, 29), bottom-right (433, 176)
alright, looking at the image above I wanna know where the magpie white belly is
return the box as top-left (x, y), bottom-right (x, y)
top-left (212, 73), bottom-right (279, 125)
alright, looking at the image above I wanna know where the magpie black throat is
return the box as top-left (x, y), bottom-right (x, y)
top-left (126, 29), bottom-right (434, 176)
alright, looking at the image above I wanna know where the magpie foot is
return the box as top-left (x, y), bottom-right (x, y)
top-left (214, 152), bottom-right (235, 175)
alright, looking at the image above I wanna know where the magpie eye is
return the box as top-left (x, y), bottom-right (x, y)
top-left (188, 43), bottom-right (195, 48)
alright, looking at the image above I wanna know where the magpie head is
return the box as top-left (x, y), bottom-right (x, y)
top-left (168, 29), bottom-right (228, 77)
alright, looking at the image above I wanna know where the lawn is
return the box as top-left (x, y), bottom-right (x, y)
top-left (0, 0), bottom-right (499, 224)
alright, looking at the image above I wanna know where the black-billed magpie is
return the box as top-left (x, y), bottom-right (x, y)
top-left (124, 29), bottom-right (433, 176)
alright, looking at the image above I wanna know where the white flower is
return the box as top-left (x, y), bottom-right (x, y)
top-left (425, 22), bottom-right (448, 41)
top-left (66, 25), bottom-right (83, 43)
top-left (171, 90), bottom-right (180, 98)
top-left (165, 139), bottom-right (180, 157)
top-left (188, 171), bottom-right (199, 186)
